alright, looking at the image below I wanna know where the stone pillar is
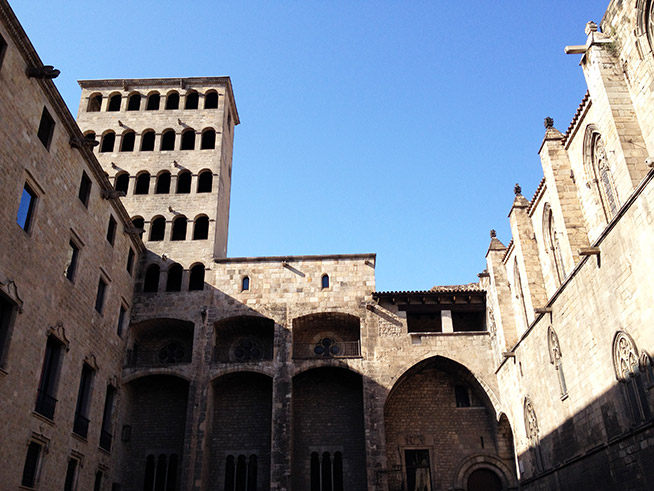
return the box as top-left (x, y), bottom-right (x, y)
top-left (270, 323), bottom-right (292, 491)
top-left (441, 310), bottom-right (453, 333)
top-left (581, 22), bottom-right (649, 190)
top-left (508, 186), bottom-right (548, 325)
top-left (539, 121), bottom-right (589, 269)
top-left (485, 231), bottom-right (518, 350)
top-left (361, 376), bottom-right (389, 491)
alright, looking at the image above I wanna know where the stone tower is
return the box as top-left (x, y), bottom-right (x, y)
top-left (76, 78), bottom-right (239, 289)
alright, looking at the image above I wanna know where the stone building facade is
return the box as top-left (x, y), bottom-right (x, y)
top-left (2, 0), bottom-right (654, 490)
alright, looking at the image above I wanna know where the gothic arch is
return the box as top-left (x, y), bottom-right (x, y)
top-left (542, 203), bottom-right (565, 285)
top-left (583, 125), bottom-right (619, 222)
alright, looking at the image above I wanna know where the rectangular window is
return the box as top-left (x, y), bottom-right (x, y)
top-left (100, 385), bottom-right (116, 451)
top-left (0, 293), bottom-right (16, 367)
top-left (404, 449), bottom-right (432, 491)
top-left (63, 457), bottom-right (78, 491)
top-left (0, 32), bottom-right (7, 70)
top-left (73, 363), bottom-right (94, 438)
top-left (37, 106), bottom-right (55, 150)
top-left (79, 171), bottom-right (92, 207)
top-left (17, 183), bottom-right (37, 231)
top-left (455, 385), bottom-right (471, 407)
top-left (35, 336), bottom-right (63, 419)
top-left (65, 240), bottom-right (80, 282)
top-left (117, 305), bottom-right (127, 337)
top-left (107, 216), bottom-right (117, 245)
top-left (93, 471), bottom-right (103, 491)
top-left (126, 248), bottom-right (135, 275)
top-left (21, 441), bottom-right (43, 488)
top-left (95, 278), bottom-right (107, 314)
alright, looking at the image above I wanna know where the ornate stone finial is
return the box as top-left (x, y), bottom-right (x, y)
top-left (544, 117), bottom-right (554, 129)
top-left (26, 65), bottom-right (60, 79)
top-left (490, 229), bottom-right (497, 238)
top-left (514, 183), bottom-right (522, 195)
top-left (585, 21), bottom-right (598, 35)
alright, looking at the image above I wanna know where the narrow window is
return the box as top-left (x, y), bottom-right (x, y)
top-left (167, 454), bottom-right (178, 490)
top-left (36, 335), bottom-right (63, 419)
top-left (548, 327), bottom-right (567, 397)
top-left (107, 216), bottom-right (117, 245)
top-left (455, 385), bottom-right (471, 407)
top-left (64, 458), bottom-right (77, 491)
top-left (165, 91), bottom-right (179, 110)
top-left (181, 129), bottom-right (196, 150)
top-left (95, 278), bottom-right (107, 313)
top-left (171, 216), bottom-right (187, 241)
top-left (37, 107), bottom-right (56, 150)
top-left (144, 455), bottom-right (156, 491)
top-left (156, 455), bottom-right (167, 488)
top-left (127, 93), bottom-right (141, 111)
top-left (131, 217), bottom-right (145, 239)
top-left (135, 173), bottom-right (150, 195)
top-left (185, 91), bottom-right (199, 109)
top-left (120, 131), bottom-right (135, 152)
top-left (117, 305), bottom-right (127, 337)
top-left (193, 216), bottom-right (209, 240)
top-left (149, 217), bottom-right (166, 241)
top-left (225, 455), bottom-right (235, 491)
top-left (115, 172), bottom-right (130, 194)
top-left (197, 171), bottom-right (212, 192)
top-left (166, 264), bottom-right (183, 292)
top-left (321, 274), bottom-right (329, 289)
top-left (161, 129), bottom-right (175, 151)
top-left (140, 130), bottom-right (155, 151)
top-left (21, 441), bottom-right (43, 488)
top-left (146, 92), bottom-right (160, 110)
top-left (107, 94), bottom-right (121, 111)
top-left (176, 171), bottom-right (191, 193)
top-left (189, 264), bottom-right (205, 291)
top-left (87, 94), bottom-right (102, 112)
top-left (155, 172), bottom-right (171, 194)
top-left (99, 385), bottom-right (116, 451)
top-left (65, 240), bottom-right (80, 281)
top-left (236, 455), bottom-right (247, 491)
top-left (0, 293), bottom-right (17, 367)
top-left (143, 265), bottom-right (160, 293)
top-left (100, 132), bottom-right (116, 153)
top-left (73, 364), bottom-right (94, 438)
top-left (242, 276), bottom-right (250, 291)
top-left (201, 128), bottom-right (216, 149)
top-left (310, 453), bottom-right (320, 491)
top-left (79, 171), bottom-right (92, 207)
top-left (126, 248), bottom-right (135, 275)
top-left (17, 183), bottom-right (37, 231)
top-left (94, 471), bottom-right (103, 491)
top-left (0, 32), bottom-right (7, 70)
top-left (205, 90), bottom-right (218, 109)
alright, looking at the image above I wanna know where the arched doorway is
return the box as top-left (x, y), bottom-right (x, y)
top-left (467, 468), bottom-right (502, 491)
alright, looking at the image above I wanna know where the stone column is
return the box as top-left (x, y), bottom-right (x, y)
top-left (270, 323), bottom-right (292, 491)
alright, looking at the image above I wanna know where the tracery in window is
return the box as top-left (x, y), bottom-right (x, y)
top-left (513, 257), bottom-right (529, 331)
top-left (224, 454), bottom-right (257, 491)
top-left (523, 397), bottom-right (543, 473)
top-left (311, 452), bottom-right (343, 491)
top-left (542, 204), bottom-right (565, 285)
top-left (613, 331), bottom-right (651, 422)
top-left (584, 126), bottom-right (619, 222)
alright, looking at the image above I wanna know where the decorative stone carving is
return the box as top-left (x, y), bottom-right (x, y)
top-left (523, 397), bottom-right (539, 440)
top-left (613, 331), bottom-right (639, 381)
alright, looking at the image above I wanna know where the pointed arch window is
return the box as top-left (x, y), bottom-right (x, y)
top-left (513, 257), bottom-right (529, 331)
top-left (613, 331), bottom-right (651, 423)
top-left (523, 397), bottom-right (543, 474)
top-left (542, 204), bottom-right (565, 285)
top-left (584, 126), bottom-right (619, 222)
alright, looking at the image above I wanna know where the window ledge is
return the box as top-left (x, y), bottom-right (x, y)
top-left (98, 446), bottom-right (111, 456)
top-left (31, 411), bottom-right (55, 426)
top-left (0, 366), bottom-right (7, 377)
top-left (71, 432), bottom-right (88, 443)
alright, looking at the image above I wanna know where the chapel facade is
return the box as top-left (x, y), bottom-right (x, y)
top-left (1, 0), bottom-right (654, 490)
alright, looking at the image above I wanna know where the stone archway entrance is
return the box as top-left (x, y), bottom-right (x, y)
top-left (467, 468), bottom-right (502, 491)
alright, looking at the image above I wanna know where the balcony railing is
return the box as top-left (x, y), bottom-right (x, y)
top-left (99, 429), bottom-right (112, 451)
top-left (124, 348), bottom-right (191, 368)
top-left (213, 345), bottom-right (273, 363)
top-left (35, 389), bottom-right (57, 419)
top-left (293, 340), bottom-right (361, 359)
top-left (73, 413), bottom-right (90, 438)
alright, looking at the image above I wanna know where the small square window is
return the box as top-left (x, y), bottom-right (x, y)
top-left (107, 216), bottom-right (117, 245)
top-left (126, 248), bottom-right (135, 275)
top-left (17, 183), bottom-right (37, 231)
top-left (95, 278), bottom-right (107, 314)
top-left (21, 441), bottom-right (43, 488)
top-left (37, 106), bottom-right (55, 150)
top-left (65, 240), bottom-right (80, 282)
top-left (0, 32), bottom-right (7, 70)
top-left (78, 172), bottom-right (92, 207)
top-left (117, 305), bottom-right (127, 337)
top-left (455, 385), bottom-right (471, 407)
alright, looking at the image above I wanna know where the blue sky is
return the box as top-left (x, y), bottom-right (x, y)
top-left (12, 1), bottom-right (608, 291)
